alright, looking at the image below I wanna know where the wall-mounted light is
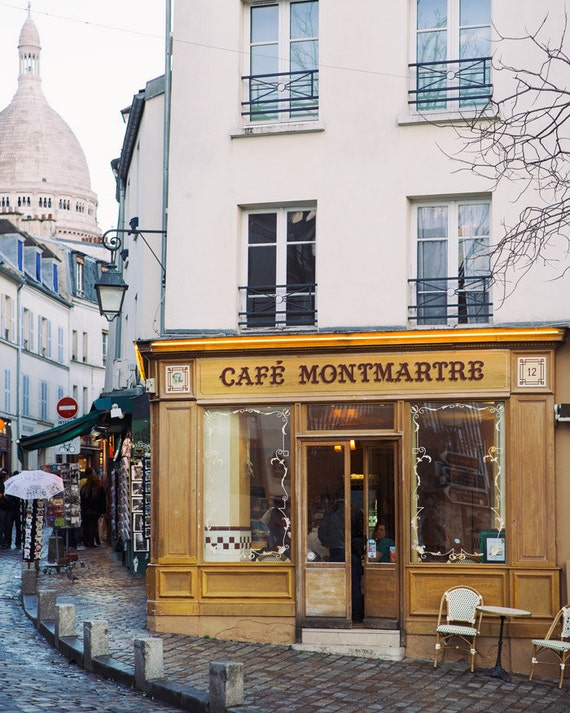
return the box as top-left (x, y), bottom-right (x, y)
top-left (94, 219), bottom-right (166, 320)
top-left (95, 263), bottom-right (128, 322)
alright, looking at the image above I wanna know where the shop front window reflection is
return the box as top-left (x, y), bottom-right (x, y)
top-left (411, 402), bottom-right (505, 563)
top-left (203, 406), bottom-right (291, 562)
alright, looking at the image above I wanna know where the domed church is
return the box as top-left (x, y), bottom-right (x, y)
top-left (0, 7), bottom-right (100, 243)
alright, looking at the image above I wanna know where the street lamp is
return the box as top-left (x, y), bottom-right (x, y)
top-left (94, 218), bottom-right (166, 321)
top-left (95, 263), bottom-right (128, 322)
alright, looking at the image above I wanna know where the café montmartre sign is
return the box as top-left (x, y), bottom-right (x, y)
top-left (197, 350), bottom-right (510, 398)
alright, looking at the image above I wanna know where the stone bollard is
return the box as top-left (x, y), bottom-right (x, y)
top-left (83, 620), bottom-right (109, 672)
top-left (134, 637), bottom-right (164, 689)
top-left (209, 661), bottom-right (244, 713)
top-left (21, 565), bottom-right (37, 595)
top-left (55, 603), bottom-right (76, 644)
top-left (37, 589), bottom-right (57, 622)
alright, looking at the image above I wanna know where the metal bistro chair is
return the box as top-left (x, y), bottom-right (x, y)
top-left (529, 605), bottom-right (570, 688)
top-left (434, 586), bottom-right (484, 672)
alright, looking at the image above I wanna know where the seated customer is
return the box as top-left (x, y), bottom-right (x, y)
top-left (373, 522), bottom-right (395, 562)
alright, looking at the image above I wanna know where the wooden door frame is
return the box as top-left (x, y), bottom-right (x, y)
top-left (296, 437), bottom-right (403, 630)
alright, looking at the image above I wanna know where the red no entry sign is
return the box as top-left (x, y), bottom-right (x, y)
top-left (57, 396), bottom-right (78, 419)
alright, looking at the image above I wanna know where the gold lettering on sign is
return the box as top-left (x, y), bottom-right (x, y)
top-left (220, 359), bottom-right (487, 387)
top-left (198, 351), bottom-right (509, 398)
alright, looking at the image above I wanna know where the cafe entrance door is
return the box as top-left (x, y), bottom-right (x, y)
top-left (300, 440), bottom-right (399, 628)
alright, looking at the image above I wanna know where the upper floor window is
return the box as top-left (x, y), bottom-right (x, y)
top-left (240, 207), bottom-right (316, 330)
top-left (22, 374), bottom-right (30, 418)
top-left (409, 199), bottom-right (492, 326)
top-left (243, 1), bottom-right (319, 123)
top-left (40, 380), bottom-right (48, 422)
top-left (411, 0), bottom-right (491, 111)
top-left (4, 369), bottom-right (10, 413)
top-left (1, 295), bottom-right (14, 342)
top-left (57, 326), bottom-right (64, 364)
top-left (75, 258), bottom-right (85, 296)
top-left (38, 316), bottom-right (51, 358)
top-left (102, 330), bottom-right (108, 367)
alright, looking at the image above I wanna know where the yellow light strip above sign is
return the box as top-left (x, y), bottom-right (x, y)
top-left (144, 327), bottom-right (566, 355)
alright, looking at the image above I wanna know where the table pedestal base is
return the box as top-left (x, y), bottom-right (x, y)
top-left (479, 665), bottom-right (511, 683)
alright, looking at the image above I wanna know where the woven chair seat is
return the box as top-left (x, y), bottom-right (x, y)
top-left (437, 624), bottom-right (478, 636)
top-left (531, 639), bottom-right (570, 652)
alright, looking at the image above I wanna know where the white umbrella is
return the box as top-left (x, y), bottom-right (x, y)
top-left (4, 470), bottom-right (64, 500)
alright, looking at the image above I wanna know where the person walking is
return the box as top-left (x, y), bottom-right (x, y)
top-left (80, 471), bottom-right (106, 547)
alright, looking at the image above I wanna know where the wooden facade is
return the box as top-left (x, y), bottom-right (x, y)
top-left (138, 327), bottom-right (566, 671)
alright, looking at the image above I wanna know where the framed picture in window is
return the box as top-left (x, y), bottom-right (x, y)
top-left (481, 531), bottom-right (506, 563)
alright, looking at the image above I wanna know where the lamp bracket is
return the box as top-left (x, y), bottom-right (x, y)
top-left (101, 218), bottom-right (167, 276)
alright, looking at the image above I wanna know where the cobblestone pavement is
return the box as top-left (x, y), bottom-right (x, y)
top-left (3, 535), bottom-right (570, 713)
top-left (0, 545), bottom-right (188, 713)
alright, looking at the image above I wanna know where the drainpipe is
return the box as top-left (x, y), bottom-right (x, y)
top-left (160, 0), bottom-right (173, 336)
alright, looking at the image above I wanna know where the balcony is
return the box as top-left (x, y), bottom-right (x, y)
top-left (242, 69), bottom-right (319, 122)
top-left (408, 275), bottom-right (492, 326)
top-left (239, 283), bottom-right (317, 330)
top-left (409, 56), bottom-right (492, 111)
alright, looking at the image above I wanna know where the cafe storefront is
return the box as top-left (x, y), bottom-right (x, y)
top-left (137, 327), bottom-right (566, 672)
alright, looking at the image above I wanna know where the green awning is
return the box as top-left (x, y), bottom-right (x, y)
top-left (17, 410), bottom-right (104, 459)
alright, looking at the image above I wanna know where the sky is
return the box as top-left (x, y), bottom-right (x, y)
top-left (0, 1), bottom-right (167, 233)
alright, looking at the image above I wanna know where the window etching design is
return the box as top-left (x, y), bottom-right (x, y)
top-left (203, 406), bottom-right (291, 562)
top-left (410, 402), bottom-right (504, 563)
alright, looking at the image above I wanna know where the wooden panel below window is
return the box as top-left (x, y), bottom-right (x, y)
top-left (510, 569), bottom-right (560, 619)
top-left (201, 567), bottom-right (293, 599)
top-left (159, 567), bottom-right (196, 598)
top-left (406, 566), bottom-right (506, 619)
top-left (304, 567), bottom-right (347, 617)
top-left (364, 566), bottom-right (397, 619)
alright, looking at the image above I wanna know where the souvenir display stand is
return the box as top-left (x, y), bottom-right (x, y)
top-left (44, 463), bottom-right (84, 575)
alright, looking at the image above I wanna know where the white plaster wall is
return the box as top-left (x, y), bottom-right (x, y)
top-left (122, 90), bottom-right (165, 343)
top-left (164, 0), bottom-right (570, 332)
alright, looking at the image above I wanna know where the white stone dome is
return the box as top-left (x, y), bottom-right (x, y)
top-left (0, 13), bottom-right (100, 243)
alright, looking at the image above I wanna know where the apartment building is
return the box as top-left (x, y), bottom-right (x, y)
top-left (114, 1), bottom-right (570, 671)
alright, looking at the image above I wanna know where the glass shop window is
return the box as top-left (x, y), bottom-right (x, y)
top-left (410, 401), bottom-right (505, 564)
top-left (203, 406), bottom-right (291, 563)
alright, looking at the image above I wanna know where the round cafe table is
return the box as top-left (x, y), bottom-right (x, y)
top-left (477, 605), bottom-right (531, 682)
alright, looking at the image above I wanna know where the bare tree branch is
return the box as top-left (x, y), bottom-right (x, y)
top-left (443, 12), bottom-right (570, 295)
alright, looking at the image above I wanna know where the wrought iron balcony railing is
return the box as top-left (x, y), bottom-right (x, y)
top-left (408, 275), bottom-right (492, 326)
top-left (242, 69), bottom-right (319, 121)
top-left (409, 56), bottom-right (492, 110)
top-left (239, 283), bottom-right (317, 329)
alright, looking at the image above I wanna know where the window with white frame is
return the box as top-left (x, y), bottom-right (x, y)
top-left (38, 316), bottom-right (50, 357)
top-left (244, 0), bottom-right (319, 122)
top-left (241, 206), bottom-right (316, 329)
top-left (22, 308), bottom-right (31, 350)
top-left (410, 198), bottom-right (492, 326)
top-left (102, 330), bottom-right (108, 367)
top-left (57, 326), bottom-right (64, 363)
top-left (4, 369), bottom-right (10, 413)
top-left (22, 374), bottom-right (30, 417)
top-left (40, 380), bottom-right (48, 421)
top-left (412, 0), bottom-right (491, 110)
top-left (75, 257), bottom-right (84, 296)
top-left (1, 295), bottom-right (14, 342)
